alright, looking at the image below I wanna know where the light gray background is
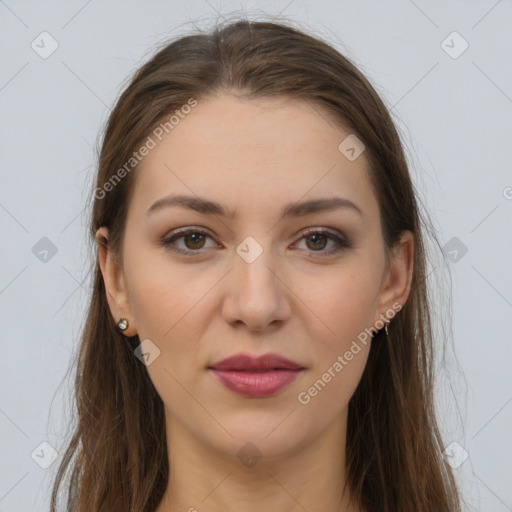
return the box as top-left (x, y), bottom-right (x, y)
top-left (1, 1), bottom-right (511, 511)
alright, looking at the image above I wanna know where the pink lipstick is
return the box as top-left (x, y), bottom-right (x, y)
top-left (208, 353), bottom-right (305, 398)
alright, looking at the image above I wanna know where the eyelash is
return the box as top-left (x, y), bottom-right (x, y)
top-left (160, 226), bottom-right (350, 257)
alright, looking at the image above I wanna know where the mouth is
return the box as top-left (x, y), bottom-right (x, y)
top-left (208, 352), bottom-right (305, 398)
top-left (209, 352), bottom-right (304, 371)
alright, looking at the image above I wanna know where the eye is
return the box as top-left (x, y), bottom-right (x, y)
top-left (161, 227), bottom-right (218, 255)
top-left (160, 226), bottom-right (350, 257)
top-left (293, 227), bottom-right (350, 256)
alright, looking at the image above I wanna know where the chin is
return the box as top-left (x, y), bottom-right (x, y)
top-left (203, 414), bottom-right (311, 462)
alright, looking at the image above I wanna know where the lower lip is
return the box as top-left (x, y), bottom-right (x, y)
top-left (209, 369), bottom-right (304, 398)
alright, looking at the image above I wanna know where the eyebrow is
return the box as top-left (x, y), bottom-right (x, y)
top-left (146, 194), bottom-right (364, 220)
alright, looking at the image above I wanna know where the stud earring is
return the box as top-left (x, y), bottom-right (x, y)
top-left (117, 318), bottom-right (129, 331)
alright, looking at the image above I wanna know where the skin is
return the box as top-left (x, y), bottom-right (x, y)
top-left (97, 93), bottom-right (414, 512)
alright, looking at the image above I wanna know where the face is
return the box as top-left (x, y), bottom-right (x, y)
top-left (98, 93), bottom-right (413, 461)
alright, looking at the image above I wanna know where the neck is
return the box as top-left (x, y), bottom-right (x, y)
top-left (155, 408), bottom-right (363, 512)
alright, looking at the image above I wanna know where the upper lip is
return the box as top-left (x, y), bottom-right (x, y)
top-left (209, 352), bottom-right (304, 371)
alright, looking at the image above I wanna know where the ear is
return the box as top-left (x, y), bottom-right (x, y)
top-left (96, 226), bottom-right (137, 336)
top-left (373, 230), bottom-right (414, 325)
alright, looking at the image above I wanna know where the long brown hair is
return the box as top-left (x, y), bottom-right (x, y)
top-left (50, 17), bottom-right (463, 512)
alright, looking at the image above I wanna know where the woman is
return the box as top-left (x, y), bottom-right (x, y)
top-left (50, 18), bottom-right (463, 512)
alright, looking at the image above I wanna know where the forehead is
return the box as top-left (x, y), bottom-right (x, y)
top-left (131, 93), bottom-right (379, 224)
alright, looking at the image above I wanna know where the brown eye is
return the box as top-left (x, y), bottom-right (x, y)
top-left (183, 232), bottom-right (206, 250)
top-left (305, 233), bottom-right (329, 251)
top-left (161, 228), bottom-right (218, 255)
top-left (295, 228), bottom-right (350, 256)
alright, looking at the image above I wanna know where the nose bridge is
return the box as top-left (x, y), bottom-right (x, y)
top-left (235, 233), bottom-right (279, 296)
top-left (223, 234), bottom-right (289, 329)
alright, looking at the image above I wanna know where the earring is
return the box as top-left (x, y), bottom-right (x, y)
top-left (384, 320), bottom-right (390, 336)
top-left (117, 318), bottom-right (129, 331)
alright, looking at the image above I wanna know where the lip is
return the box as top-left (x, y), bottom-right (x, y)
top-left (208, 353), bottom-right (305, 398)
top-left (209, 353), bottom-right (303, 371)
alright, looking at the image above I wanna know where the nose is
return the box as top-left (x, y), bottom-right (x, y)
top-left (221, 241), bottom-right (291, 332)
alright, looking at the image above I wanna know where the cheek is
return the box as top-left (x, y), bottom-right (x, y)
top-left (294, 275), bottom-right (375, 411)
top-left (124, 244), bottom-right (220, 340)
top-left (296, 265), bottom-right (380, 341)
top-left (293, 266), bottom-right (378, 399)
top-left (123, 253), bottom-right (216, 413)
top-left (302, 343), bottom-right (370, 415)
